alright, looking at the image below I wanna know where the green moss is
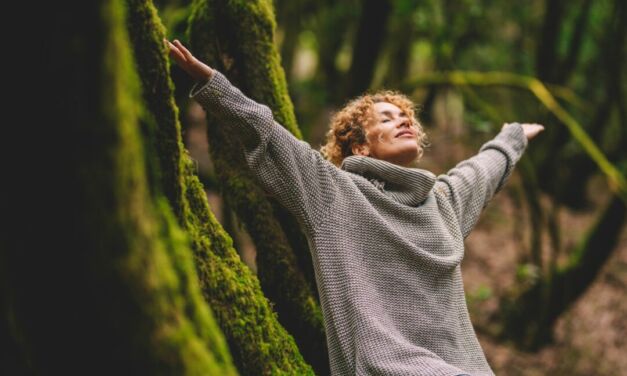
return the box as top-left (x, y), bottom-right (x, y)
top-left (182, 159), bottom-right (315, 375)
top-left (97, 1), bottom-right (236, 373)
top-left (3, 1), bottom-right (236, 374)
top-left (125, 0), bottom-right (187, 220)
top-left (220, 0), bottom-right (301, 137)
top-left (188, 1), bottom-right (329, 372)
top-left (126, 0), bottom-right (316, 373)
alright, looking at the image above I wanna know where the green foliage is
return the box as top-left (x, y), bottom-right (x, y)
top-left (467, 284), bottom-right (493, 303)
top-left (516, 263), bottom-right (541, 287)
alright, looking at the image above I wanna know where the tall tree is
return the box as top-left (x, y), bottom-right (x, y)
top-left (1, 1), bottom-right (235, 374)
top-left (311, 0), bottom-right (360, 104)
top-left (532, 0), bottom-right (602, 206)
top-left (188, 1), bottom-right (329, 373)
top-left (342, 0), bottom-right (393, 99)
top-left (554, 0), bottom-right (625, 207)
top-left (125, 0), bottom-right (316, 374)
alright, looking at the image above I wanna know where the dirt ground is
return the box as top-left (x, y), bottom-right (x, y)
top-left (462, 182), bottom-right (627, 376)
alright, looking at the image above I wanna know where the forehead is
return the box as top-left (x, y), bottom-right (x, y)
top-left (373, 101), bottom-right (403, 115)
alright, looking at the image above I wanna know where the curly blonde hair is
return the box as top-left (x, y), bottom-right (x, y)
top-left (319, 91), bottom-right (429, 166)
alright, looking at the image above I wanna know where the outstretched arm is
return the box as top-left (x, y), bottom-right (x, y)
top-left (435, 122), bottom-right (543, 238)
top-left (167, 39), bottom-right (339, 233)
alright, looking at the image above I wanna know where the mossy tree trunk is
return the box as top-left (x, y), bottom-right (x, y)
top-left (125, 0), bottom-right (315, 374)
top-left (1, 1), bottom-right (235, 374)
top-left (188, 1), bottom-right (329, 374)
top-left (275, 0), bottom-right (317, 81)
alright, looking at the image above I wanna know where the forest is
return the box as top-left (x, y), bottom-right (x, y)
top-left (1, 0), bottom-right (625, 375)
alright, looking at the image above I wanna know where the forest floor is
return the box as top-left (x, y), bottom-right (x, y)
top-left (465, 182), bottom-right (627, 376)
top-left (185, 103), bottom-right (627, 376)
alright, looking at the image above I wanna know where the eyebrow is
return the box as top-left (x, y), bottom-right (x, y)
top-left (378, 110), bottom-right (406, 117)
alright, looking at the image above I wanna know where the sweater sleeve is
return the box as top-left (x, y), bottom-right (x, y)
top-left (435, 123), bottom-right (528, 238)
top-left (190, 70), bottom-right (339, 233)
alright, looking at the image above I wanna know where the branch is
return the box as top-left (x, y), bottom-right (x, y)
top-left (403, 71), bottom-right (627, 205)
top-left (403, 71), bottom-right (588, 110)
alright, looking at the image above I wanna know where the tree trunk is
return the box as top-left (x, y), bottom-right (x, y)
top-left (1, 1), bottom-right (235, 374)
top-left (312, 0), bottom-right (360, 104)
top-left (125, 0), bottom-right (316, 374)
top-left (342, 0), bottom-right (392, 99)
top-left (501, 190), bottom-right (627, 349)
top-left (554, 0), bottom-right (626, 208)
top-left (188, 2), bottom-right (329, 373)
top-left (382, 3), bottom-right (416, 88)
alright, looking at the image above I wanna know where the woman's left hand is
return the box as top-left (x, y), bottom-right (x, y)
top-left (165, 39), bottom-right (214, 82)
top-left (504, 123), bottom-right (545, 141)
top-left (520, 123), bottom-right (545, 140)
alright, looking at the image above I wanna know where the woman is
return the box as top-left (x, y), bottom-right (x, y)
top-left (167, 39), bottom-right (544, 376)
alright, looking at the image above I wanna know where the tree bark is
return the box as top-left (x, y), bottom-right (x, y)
top-left (188, 2), bottom-right (329, 373)
top-left (343, 0), bottom-right (392, 99)
top-left (1, 1), bottom-right (236, 374)
top-left (126, 0), bottom-right (316, 374)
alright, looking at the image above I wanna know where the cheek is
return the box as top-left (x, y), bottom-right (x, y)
top-left (365, 128), bottom-right (384, 144)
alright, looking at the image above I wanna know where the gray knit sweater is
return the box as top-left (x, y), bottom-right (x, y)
top-left (191, 71), bottom-right (528, 376)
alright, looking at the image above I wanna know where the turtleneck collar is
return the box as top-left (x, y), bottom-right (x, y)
top-left (340, 155), bottom-right (436, 206)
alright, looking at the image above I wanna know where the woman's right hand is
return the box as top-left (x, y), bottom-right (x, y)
top-left (165, 39), bottom-right (214, 81)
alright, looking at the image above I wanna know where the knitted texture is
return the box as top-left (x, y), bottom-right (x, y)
top-left (192, 71), bottom-right (528, 376)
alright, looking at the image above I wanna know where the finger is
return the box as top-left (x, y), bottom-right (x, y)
top-left (173, 39), bottom-right (195, 61)
top-left (168, 41), bottom-right (187, 63)
top-left (170, 47), bottom-right (187, 64)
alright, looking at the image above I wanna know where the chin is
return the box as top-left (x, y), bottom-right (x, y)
top-left (390, 149), bottom-right (419, 166)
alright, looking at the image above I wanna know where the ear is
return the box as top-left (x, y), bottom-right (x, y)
top-left (352, 143), bottom-right (370, 156)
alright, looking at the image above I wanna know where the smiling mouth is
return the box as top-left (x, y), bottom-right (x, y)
top-left (396, 131), bottom-right (415, 138)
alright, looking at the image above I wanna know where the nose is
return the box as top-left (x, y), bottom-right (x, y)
top-left (397, 118), bottom-right (411, 128)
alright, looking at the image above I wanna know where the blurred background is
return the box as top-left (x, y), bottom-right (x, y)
top-left (159, 0), bottom-right (626, 374)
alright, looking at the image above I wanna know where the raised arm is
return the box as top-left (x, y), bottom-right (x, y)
top-left (167, 40), bottom-right (339, 233)
top-left (435, 122), bottom-right (541, 238)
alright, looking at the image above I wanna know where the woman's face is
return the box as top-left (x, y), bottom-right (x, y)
top-left (352, 102), bottom-right (420, 167)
